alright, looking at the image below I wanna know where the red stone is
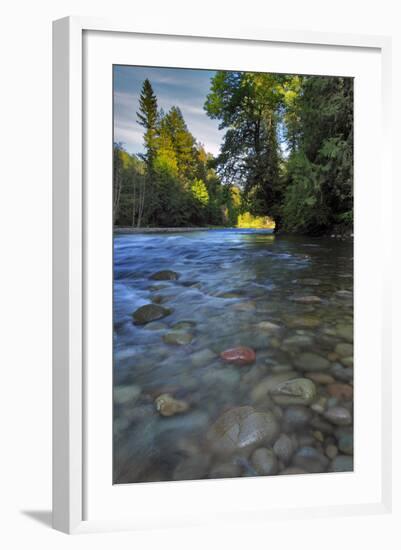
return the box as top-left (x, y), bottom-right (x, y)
top-left (327, 383), bottom-right (353, 400)
top-left (220, 346), bottom-right (256, 365)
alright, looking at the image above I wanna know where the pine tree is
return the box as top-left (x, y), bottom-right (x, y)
top-left (136, 79), bottom-right (159, 169)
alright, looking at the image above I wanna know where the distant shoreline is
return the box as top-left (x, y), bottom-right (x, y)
top-left (114, 227), bottom-right (212, 234)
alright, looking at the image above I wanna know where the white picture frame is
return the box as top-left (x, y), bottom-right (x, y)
top-left (52, 16), bottom-right (392, 534)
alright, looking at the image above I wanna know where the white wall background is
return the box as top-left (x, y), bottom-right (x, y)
top-left (0, 0), bottom-right (399, 548)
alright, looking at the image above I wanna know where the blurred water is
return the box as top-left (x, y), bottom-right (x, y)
top-left (113, 229), bottom-right (353, 483)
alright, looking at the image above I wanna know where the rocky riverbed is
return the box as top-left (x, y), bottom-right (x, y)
top-left (113, 229), bottom-right (353, 483)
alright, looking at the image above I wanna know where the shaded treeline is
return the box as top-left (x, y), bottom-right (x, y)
top-left (114, 72), bottom-right (353, 235)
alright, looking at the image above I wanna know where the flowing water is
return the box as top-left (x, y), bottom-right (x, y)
top-left (113, 229), bottom-right (353, 483)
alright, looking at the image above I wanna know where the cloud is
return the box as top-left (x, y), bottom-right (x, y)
top-left (113, 67), bottom-right (223, 156)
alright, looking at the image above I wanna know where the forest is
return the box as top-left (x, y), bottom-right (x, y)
top-left (113, 72), bottom-right (353, 235)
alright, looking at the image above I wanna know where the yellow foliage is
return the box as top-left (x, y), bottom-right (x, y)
top-left (237, 212), bottom-right (275, 229)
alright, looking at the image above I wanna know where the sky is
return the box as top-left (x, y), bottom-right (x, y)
top-left (113, 66), bottom-right (224, 157)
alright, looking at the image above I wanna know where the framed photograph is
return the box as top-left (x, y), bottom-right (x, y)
top-left (52, 16), bottom-right (392, 533)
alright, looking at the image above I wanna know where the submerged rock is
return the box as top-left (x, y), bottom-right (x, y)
top-left (335, 342), bottom-right (353, 357)
top-left (114, 384), bottom-right (141, 406)
top-left (292, 446), bottom-right (329, 473)
top-left (305, 372), bottom-right (335, 385)
top-left (251, 372), bottom-right (298, 403)
top-left (290, 295), bottom-right (322, 304)
top-left (206, 406), bottom-right (279, 456)
top-left (163, 331), bottom-right (194, 345)
top-left (155, 393), bottom-right (189, 417)
top-left (220, 346), bottom-right (256, 366)
top-left (270, 378), bottom-right (317, 406)
top-left (327, 383), bottom-right (353, 400)
top-left (171, 320), bottom-right (196, 330)
top-left (324, 406), bottom-right (352, 426)
top-left (294, 352), bottom-right (330, 372)
top-left (335, 324), bottom-right (353, 342)
top-left (285, 315), bottom-right (321, 329)
top-left (256, 321), bottom-right (281, 332)
top-left (282, 405), bottom-right (313, 431)
top-left (330, 455), bottom-right (353, 472)
top-left (251, 448), bottom-right (278, 475)
top-left (190, 348), bottom-right (217, 367)
top-left (273, 434), bottom-right (294, 464)
top-left (133, 304), bottom-right (172, 325)
top-left (149, 270), bottom-right (180, 281)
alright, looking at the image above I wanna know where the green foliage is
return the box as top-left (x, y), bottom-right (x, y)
top-left (114, 73), bottom-right (353, 234)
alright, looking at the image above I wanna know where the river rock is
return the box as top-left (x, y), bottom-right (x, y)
top-left (327, 383), bottom-right (353, 400)
top-left (155, 393), bottom-right (189, 417)
top-left (133, 304), bottom-right (172, 325)
top-left (232, 301), bottom-right (256, 311)
top-left (270, 378), bottom-right (317, 406)
top-left (294, 352), bottom-right (330, 371)
top-left (325, 444), bottom-right (338, 459)
top-left (172, 455), bottom-right (210, 481)
top-left (305, 372), bottom-right (335, 385)
top-left (330, 455), bottom-right (353, 472)
top-left (285, 315), bottom-right (321, 329)
top-left (280, 467), bottom-right (308, 475)
top-left (335, 290), bottom-right (353, 299)
top-left (171, 320), bottom-right (196, 330)
top-left (282, 405), bottom-right (313, 431)
top-left (220, 346), bottom-right (256, 365)
top-left (114, 384), bottom-right (141, 405)
top-left (330, 363), bottom-right (353, 382)
top-left (292, 446), bottom-right (329, 473)
top-left (273, 434), bottom-right (294, 464)
top-left (251, 448), bottom-right (278, 475)
top-left (190, 348), bottom-right (217, 367)
top-left (251, 372), bottom-right (298, 402)
top-left (256, 321), bottom-right (281, 332)
top-left (324, 406), bottom-right (352, 426)
top-left (209, 462), bottom-right (242, 479)
top-left (290, 295), bottom-right (322, 304)
top-left (163, 331), bottom-right (194, 345)
top-left (335, 342), bottom-right (353, 357)
top-left (341, 356), bottom-right (353, 368)
top-left (150, 270), bottom-right (180, 281)
top-left (336, 427), bottom-right (353, 455)
top-left (143, 321), bottom-right (168, 331)
top-left (206, 406), bottom-right (279, 456)
top-left (335, 324), bottom-right (353, 342)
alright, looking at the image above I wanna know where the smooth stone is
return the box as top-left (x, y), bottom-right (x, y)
top-left (155, 393), bottom-right (189, 417)
top-left (327, 383), bottom-right (353, 400)
top-left (206, 406), bottom-right (279, 456)
top-left (251, 372), bottom-right (298, 402)
top-left (294, 352), bottom-right (330, 372)
top-left (327, 351), bottom-right (339, 361)
top-left (282, 334), bottom-right (314, 349)
top-left (335, 290), bottom-right (353, 299)
top-left (150, 270), bottom-right (180, 281)
top-left (143, 321), bottom-right (167, 331)
top-left (251, 448), bottom-right (278, 475)
top-left (273, 434), bottom-right (294, 464)
top-left (335, 343), bottom-right (353, 357)
top-left (310, 416), bottom-right (335, 434)
top-left (203, 368), bottom-right (241, 387)
top-left (133, 304), bottom-right (172, 325)
top-left (190, 348), bottom-right (217, 367)
top-left (324, 407), bottom-right (352, 426)
top-left (271, 364), bottom-right (294, 373)
top-left (256, 321), bottom-right (281, 332)
top-left (330, 455), bottom-right (353, 472)
top-left (336, 427), bottom-right (354, 455)
top-left (232, 301), bottom-right (256, 311)
top-left (282, 405), bottom-right (313, 431)
top-left (285, 315), bottom-right (321, 329)
top-left (290, 295), bottom-right (322, 304)
top-left (148, 283), bottom-right (169, 291)
top-left (270, 378), bottom-right (317, 406)
top-left (330, 363), bottom-right (354, 382)
top-left (313, 430), bottom-right (324, 442)
top-left (341, 356), bottom-right (354, 368)
top-left (325, 444), bottom-right (339, 459)
top-left (171, 320), bottom-right (196, 330)
top-left (209, 462), bottom-right (242, 479)
top-left (280, 467), bottom-right (308, 475)
top-left (335, 324), bottom-right (353, 342)
top-left (163, 331), bottom-right (194, 345)
top-left (172, 455), bottom-right (210, 481)
top-left (114, 384), bottom-right (141, 405)
top-left (305, 372), bottom-right (335, 385)
top-left (292, 446), bottom-right (329, 473)
top-left (220, 346), bottom-right (256, 366)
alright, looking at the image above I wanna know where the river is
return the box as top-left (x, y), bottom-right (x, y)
top-left (113, 228), bottom-right (353, 483)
